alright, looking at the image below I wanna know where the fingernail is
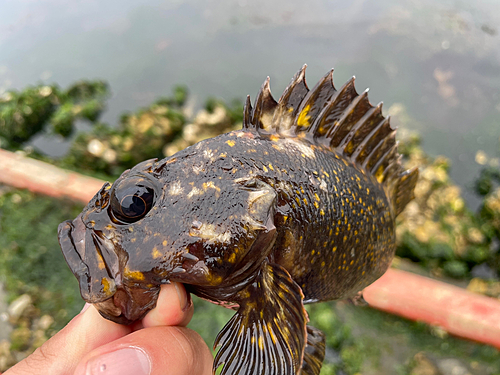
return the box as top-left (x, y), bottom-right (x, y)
top-left (84, 347), bottom-right (151, 375)
top-left (174, 282), bottom-right (191, 311)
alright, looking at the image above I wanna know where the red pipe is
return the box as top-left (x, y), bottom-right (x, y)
top-left (1, 149), bottom-right (500, 349)
top-left (0, 148), bottom-right (104, 204)
top-left (364, 268), bottom-right (500, 349)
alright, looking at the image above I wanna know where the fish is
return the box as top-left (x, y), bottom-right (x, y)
top-left (58, 65), bottom-right (418, 375)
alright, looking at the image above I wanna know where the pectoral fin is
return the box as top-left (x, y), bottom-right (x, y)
top-left (213, 260), bottom-right (307, 375)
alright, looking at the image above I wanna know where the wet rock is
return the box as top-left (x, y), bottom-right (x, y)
top-left (470, 263), bottom-right (497, 280)
top-left (35, 315), bottom-right (54, 331)
top-left (0, 339), bottom-right (15, 372)
top-left (436, 358), bottom-right (471, 375)
top-left (10, 326), bottom-right (31, 351)
top-left (411, 352), bottom-right (440, 375)
top-left (7, 294), bottom-right (32, 323)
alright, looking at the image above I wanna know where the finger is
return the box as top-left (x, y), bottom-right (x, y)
top-left (5, 305), bottom-right (131, 375)
top-left (73, 326), bottom-right (213, 375)
top-left (140, 283), bottom-right (193, 329)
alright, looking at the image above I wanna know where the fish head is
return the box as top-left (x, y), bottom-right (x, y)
top-left (58, 157), bottom-right (277, 324)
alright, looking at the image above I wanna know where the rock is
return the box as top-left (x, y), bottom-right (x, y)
top-left (10, 326), bottom-right (31, 351)
top-left (470, 263), bottom-right (497, 280)
top-left (0, 339), bottom-right (14, 372)
top-left (7, 294), bottom-right (32, 323)
top-left (411, 352), bottom-right (440, 375)
top-left (436, 358), bottom-right (471, 375)
top-left (36, 315), bottom-right (54, 331)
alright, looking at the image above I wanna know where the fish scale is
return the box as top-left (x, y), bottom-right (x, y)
top-left (59, 65), bottom-right (418, 375)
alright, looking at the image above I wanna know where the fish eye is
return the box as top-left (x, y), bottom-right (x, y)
top-left (110, 177), bottom-right (156, 224)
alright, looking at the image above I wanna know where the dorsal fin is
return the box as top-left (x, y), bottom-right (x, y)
top-left (243, 65), bottom-right (418, 216)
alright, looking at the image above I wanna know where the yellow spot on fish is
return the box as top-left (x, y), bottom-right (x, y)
top-left (101, 277), bottom-right (114, 295)
top-left (268, 163), bottom-right (274, 171)
top-left (226, 140), bottom-right (235, 147)
top-left (228, 253), bottom-right (237, 263)
top-left (187, 186), bottom-right (203, 198)
top-left (163, 240), bottom-right (167, 246)
top-left (314, 201), bottom-right (319, 209)
top-left (203, 181), bottom-right (221, 192)
top-left (131, 238), bottom-right (136, 243)
top-left (297, 104), bottom-right (311, 127)
top-left (263, 165), bottom-right (268, 172)
top-left (124, 269), bottom-right (145, 281)
top-left (283, 215), bottom-right (288, 223)
top-left (320, 209), bottom-right (325, 215)
top-left (97, 254), bottom-right (106, 270)
top-left (152, 247), bottom-right (162, 259)
top-left (258, 336), bottom-right (264, 350)
top-left (168, 181), bottom-right (184, 196)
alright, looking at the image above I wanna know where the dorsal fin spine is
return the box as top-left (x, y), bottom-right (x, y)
top-left (337, 98), bottom-right (381, 152)
top-left (294, 69), bottom-right (335, 133)
top-left (272, 65), bottom-right (308, 131)
top-left (309, 77), bottom-right (356, 138)
top-left (352, 113), bottom-right (389, 163)
top-left (344, 103), bottom-right (385, 157)
top-left (370, 142), bottom-right (399, 182)
top-left (243, 95), bottom-right (253, 129)
top-left (363, 129), bottom-right (397, 170)
top-left (251, 77), bottom-right (277, 132)
top-left (326, 89), bottom-right (366, 139)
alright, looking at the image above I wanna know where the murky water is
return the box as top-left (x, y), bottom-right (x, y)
top-left (1, 0), bottom-right (499, 208)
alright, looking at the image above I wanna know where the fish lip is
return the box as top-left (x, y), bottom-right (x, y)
top-left (59, 213), bottom-right (119, 304)
top-left (58, 217), bottom-right (90, 287)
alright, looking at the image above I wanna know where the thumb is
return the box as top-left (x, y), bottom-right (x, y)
top-left (73, 326), bottom-right (213, 375)
top-left (4, 305), bottom-right (130, 375)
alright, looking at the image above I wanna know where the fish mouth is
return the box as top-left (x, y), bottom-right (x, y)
top-left (94, 286), bottom-right (161, 324)
top-left (58, 215), bottom-right (161, 325)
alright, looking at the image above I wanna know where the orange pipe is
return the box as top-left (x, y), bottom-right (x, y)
top-left (364, 268), bottom-right (500, 349)
top-left (0, 148), bottom-right (104, 204)
top-left (1, 149), bottom-right (500, 349)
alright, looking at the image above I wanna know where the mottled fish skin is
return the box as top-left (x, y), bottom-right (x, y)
top-left (58, 65), bottom-right (418, 375)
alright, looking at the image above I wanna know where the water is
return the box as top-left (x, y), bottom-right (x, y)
top-left (1, 0), bottom-right (499, 209)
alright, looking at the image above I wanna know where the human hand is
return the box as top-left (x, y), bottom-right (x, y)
top-left (3, 283), bottom-right (213, 375)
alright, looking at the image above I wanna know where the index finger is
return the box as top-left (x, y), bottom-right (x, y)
top-left (139, 283), bottom-right (193, 329)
